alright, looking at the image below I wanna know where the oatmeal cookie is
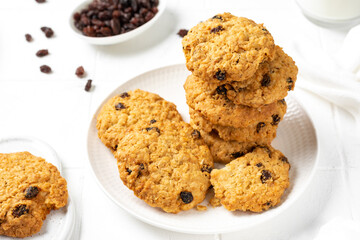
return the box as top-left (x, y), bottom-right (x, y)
top-left (0, 152), bottom-right (68, 238)
top-left (182, 13), bottom-right (275, 83)
top-left (184, 74), bottom-right (287, 128)
top-left (224, 46), bottom-right (298, 107)
top-left (96, 89), bottom-right (182, 151)
top-left (210, 146), bottom-right (290, 212)
top-left (113, 119), bottom-right (213, 214)
top-left (189, 107), bottom-right (283, 143)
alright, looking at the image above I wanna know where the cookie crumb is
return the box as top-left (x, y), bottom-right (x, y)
top-left (196, 205), bottom-right (207, 211)
top-left (209, 197), bottom-right (221, 207)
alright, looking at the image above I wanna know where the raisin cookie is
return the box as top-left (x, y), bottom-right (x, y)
top-left (189, 107), bottom-right (283, 143)
top-left (96, 89), bottom-right (182, 151)
top-left (210, 146), bottom-right (290, 212)
top-left (113, 119), bottom-right (214, 214)
top-left (182, 13), bottom-right (275, 83)
top-left (199, 129), bottom-right (261, 164)
top-left (0, 152), bottom-right (68, 238)
top-left (184, 74), bottom-right (287, 128)
top-left (224, 46), bottom-right (298, 107)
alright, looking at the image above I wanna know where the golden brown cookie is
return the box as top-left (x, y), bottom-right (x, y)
top-left (182, 13), bottom-right (275, 83)
top-left (189, 107), bottom-right (282, 143)
top-left (224, 46), bottom-right (298, 107)
top-left (0, 152), bottom-right (68, 238)
top-left (199, 129), bottom-right (261, 164)
top-left (210, 146), bottom-right (290, 212)
top-left (113, 119), bottom-right (213, 214)
top-left (184, 74), bottom-right (287, 128)
top-left (96, 89), bottom-right (182, 151)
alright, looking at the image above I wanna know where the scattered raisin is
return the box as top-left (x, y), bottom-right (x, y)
top-left (35, 0), bottom-right (46, 3)
top-left (115, 102), bottom-right (126, 110)
top-left (36, 49), bottom-right (49, 57)
top-left (180, 191), bottom-right (193, 204)
top-left (85, 79), bottom-right (92, 92)
top-left (75, 66), bottom-right (85, 77)
top-left (119, 92), bottom-right (129, 98)
top-left (212, 15), bottom-right (223, 20)
top-left (12, 205), bottom-right (29, 218)
top-left (256, 163), bottom-right (263, 167)
top-left (216, 85), bottom-right (227, 96)
top-left (201, 164), bottom-right (212, 173)
top-left (231, 152), bottom-right (244, 159)
top-left (271, 114), bottom-right (281, 125)
top-left (191, 130), bottom-right (201, 139)
top-left (210, 25), bottom-right (224, 33)
top-left (260, 170), bottom-right (272, 183)
top-left (214, 70), bottom-right (226, 81)
top-left (150, 119), bottom-right (156, 124)
top-left (145, 127), bottom-right (160, 134)
top-left (177, 29), bottom-right (188, 38)
top-left (40, 65), bottom-right (51, 73)
top-left (287, 78), bottom-right (294, 90)
top-left (25, 34), bottom-right (33, 42)
top-left (24, 186), bottom-right (39, 199)
top-left (261, 74), bottom-right (271, 87)
top-left (256, 122), bottom-right (266, 133)
top-left (41, 27), bottom-right (54, 38)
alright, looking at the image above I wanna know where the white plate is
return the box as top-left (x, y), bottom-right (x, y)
top-left (86, 64), bottom-right (319, 234)
top-left (69, 0), bottom-right (167, 45)
top-left (0, 137), bottom-right (76, 240)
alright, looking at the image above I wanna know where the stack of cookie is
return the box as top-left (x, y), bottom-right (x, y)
top-left (182, 13), bottom-right (298, 164)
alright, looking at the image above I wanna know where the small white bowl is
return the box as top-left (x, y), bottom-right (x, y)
top-left (69, 0), bottom-right (167, 45)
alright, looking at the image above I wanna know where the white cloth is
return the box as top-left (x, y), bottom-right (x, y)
top-left (314, 218), bottom-right (360, 240)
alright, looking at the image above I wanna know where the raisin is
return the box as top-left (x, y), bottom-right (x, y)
top-left (139, 163), bottom-right (145, 170)
top-left (201, 164), bottom-right (212, 173)
top-left (119, 92), bottom-right (129, 98)
top-left (25, 34), bottom-right (33, 42)
top-left (259, 146), bottom-right (272, 158)
top-left (12, 205), bottom-right (29, 218)
top-left (262, 28), bottom-right (268, 32)
top-left (266, 201), bottom-right (271, 206)
top-left (144, 11), bottom-right (155, 22)
top-left (260, 170), bottom-right (272, 183)
top-left (279, 99), bottom-right (286, 105)
top-left (280, 156), bottom-right (289, 164)
top-left (271, 114), bottom-right (281, 125)
top-left (36, 49), bottom-right (49, 57)
top-left (85, 79), bottom-right (92, 92)
top-left (40, 27), bottom-right (54, 38)
top-left (191, 130), bottom-right (201, 139)
top-left (126, 168), bottom-right (132, 174)
top-left (256, 122), bottom-right (266, 133)
top-left (216, 85), bottom-right (227, 96)
top-left (145, 127), bottom-right (160, 134)
top-left (287, 78), bottom-right (294, 90)
top-left (73, 12), bottom-right (81, 21)
top-left (261, 74), bottom-right (271, 87)
top-left (24, 186), bottom-right (39, 199)
top-left (177, 29), bottom-right (188, 38)
top-left (115, 102), bottom-right (126, 110)
top-left (180, 191), bottom-right (193, 204)
top-left (75, 66), bottom-right (85, 77)
top-left (256, 163), bottom-right (263, 167)
top-left (231, 152), bottom-right (244, 159)
top-left (110, 18), bottom-right (121, 35)
top-left (113, 145), bottom-right (118, 151)
top-left (214, 70), bottom-right (226, 81)
top-left (40, 65), bottom-right (51, 73)
top-left (150, 119), bottom-right (156, 124)
top-left (210, 25), bottom-right (224, 33)
top-left (212, 15), bottom-right (223, 20)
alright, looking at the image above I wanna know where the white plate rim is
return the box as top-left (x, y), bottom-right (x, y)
top-left (86, 64), bottom-right (319, 234)
top-left (0, 136), bottom-right (76, 240)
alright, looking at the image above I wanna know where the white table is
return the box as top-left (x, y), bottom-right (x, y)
top-left (0, 0), bottom-right (359, 239)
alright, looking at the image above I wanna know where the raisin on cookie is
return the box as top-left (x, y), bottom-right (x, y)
top-left (210, 146), bottom-right (290, 212)
top-left (0, 152), bottom-right (68, 238)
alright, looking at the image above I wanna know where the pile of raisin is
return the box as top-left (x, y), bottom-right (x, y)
top-left (73, 0), bottom-right (159, 37)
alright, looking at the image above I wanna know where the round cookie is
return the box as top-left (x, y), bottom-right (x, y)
top-left (113, 119), bottom-right (214, 214)
top-left (182, 13), bottom-right (275, 83)
top-left (198, 129), bottom-right (262, 164)
top-left (96, 89), bottom-right (183, 151)
top-left (0, 152), bottom-right (68, 238)
top-left (184, 74), bottom-right (287, 128)
top-left (189, 107), bottom-right (283, 143)
top-left (210, 146), bottom-right (290, 212)
top-left (225, 46), bottom-right (298, 107)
